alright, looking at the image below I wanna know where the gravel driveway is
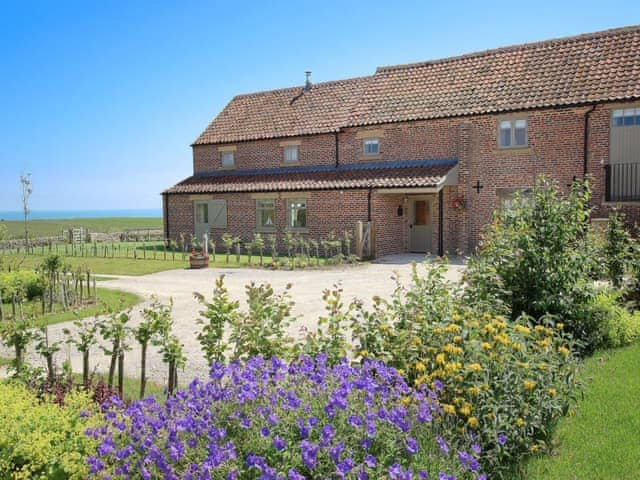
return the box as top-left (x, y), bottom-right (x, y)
top-left (2, 254), bottom-right (464, 386)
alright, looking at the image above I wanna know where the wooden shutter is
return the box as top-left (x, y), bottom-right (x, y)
top-left (209, 200), bottom-right (227, 228)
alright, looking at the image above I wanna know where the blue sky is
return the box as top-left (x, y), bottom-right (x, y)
top-left (1, 0), bottom-right (639, 212)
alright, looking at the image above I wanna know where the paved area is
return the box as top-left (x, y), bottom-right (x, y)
top-left (1, 254), bottom-right (464, 385)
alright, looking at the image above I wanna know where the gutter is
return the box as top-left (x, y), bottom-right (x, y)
top-left (583, 104), bottom-right (596, 177)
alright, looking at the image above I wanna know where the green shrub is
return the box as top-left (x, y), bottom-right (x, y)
top-left (351, 261), bottom-right (580, 478)
top-left (465, 177), bottom-right (602, 353)
top-left (0, 270), bottom-right (45, 302)
top-left (0, 382), bottom-right (100, 480)
top-left (604, 210), bottom-right (633, 287)
top-left (586, 291), bottom-right (640, 348)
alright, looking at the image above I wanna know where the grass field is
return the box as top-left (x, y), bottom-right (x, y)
top-left (2, 288), bottom-right (141, 326)
top-left (524, 343), bottom-right (640, 479)
top-left (3, 248), bottom-right (330, 275)
top-left (1, 217), bottom-right (162, 239)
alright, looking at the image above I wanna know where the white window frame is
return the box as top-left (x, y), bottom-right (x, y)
top-left (256, 199), bottom-right (276, 230)
top-left (498, 118), bottom-right (528, 148)
top-left (283, 145), bottom-right (299, 164)
top-left (221, 151), bottom-right (235, 168)
top-left (195, 202), bottom-right (209, 224)
top-left (363, 138), bottom-right (380, 156)
top-left (612, 107), bottom-right (640, 127)
top-left (287, 198), bottom-right (307, 230)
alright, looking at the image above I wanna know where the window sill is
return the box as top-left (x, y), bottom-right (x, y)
top-left (493, 147), bottom-right (532, 154)
top-left (256, 227), bottom-right (277, 233)
top-left (219, 165), bottom-right (236, 170)
top-left (281, 162), bottom-right (300, 167)
top-left (286, 227), bottom-right (309, 233)
top-left (359, 154), bottom-right (382, 160)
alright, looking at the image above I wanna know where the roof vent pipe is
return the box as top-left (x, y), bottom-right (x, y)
top-left (304, 71), bottom-right (312, 91)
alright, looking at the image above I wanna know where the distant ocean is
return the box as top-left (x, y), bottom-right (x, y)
top-left (0, 209), bottom-right (162, 221)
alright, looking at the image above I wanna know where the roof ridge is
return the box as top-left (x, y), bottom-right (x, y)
top-left (376, 24), bottom-right (640, 73)
top-left (231, 75), bottom-right (372, 100)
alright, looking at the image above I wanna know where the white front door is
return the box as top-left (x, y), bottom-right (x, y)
top-left (409, 199), bottom-right (432, 253)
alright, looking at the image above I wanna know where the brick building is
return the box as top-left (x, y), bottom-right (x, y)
top-left (164, 26), bottom-right (640, 258)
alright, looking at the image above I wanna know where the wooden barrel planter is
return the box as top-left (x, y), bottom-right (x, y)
top-left (189, 254), bottom-right (209, 269)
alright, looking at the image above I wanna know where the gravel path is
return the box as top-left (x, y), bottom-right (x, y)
top-left (1, 255), bottom-right (464, 386)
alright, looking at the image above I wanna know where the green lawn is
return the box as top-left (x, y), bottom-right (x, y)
top-left (2, 288), bottom-right (141, 326)
top-left (3, 250), bottom-right (330, 275)
top-left (0, 217), bottom-right (162, 239)
top-left (524, 343), bottom-right (640, 480)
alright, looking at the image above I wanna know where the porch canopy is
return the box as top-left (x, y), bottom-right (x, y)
top-left (164, 158), bottom-right (458, 194)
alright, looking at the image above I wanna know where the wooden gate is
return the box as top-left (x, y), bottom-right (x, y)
top-left (355, 221), bottom-right (375, 259)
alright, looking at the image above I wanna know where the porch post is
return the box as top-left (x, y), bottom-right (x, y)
top-left (438, 189), bottom-right (444, 257)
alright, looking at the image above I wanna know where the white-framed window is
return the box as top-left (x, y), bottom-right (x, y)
top-left (283, 145), bottom-right (299, 163)
top-left (221, 151), bottom-right (235, 168)
top-left (287, 198), bottom-right (307, 229)
top-left (363, 138), bottom-right (380, 155)
top-left (256, 199), bottom-right (276, 229)
top-left (497, 188), bottom-right (533, 211)
top-left (498, 119), bottom-right (528, 148)
top-left (612, 108), bottom-right (640, 127)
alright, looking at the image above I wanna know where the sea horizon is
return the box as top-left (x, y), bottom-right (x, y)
top-left (0, 209), bottom-right (162, 221)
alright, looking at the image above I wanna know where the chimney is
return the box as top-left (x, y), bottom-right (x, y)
top-left (304, 71), bottom-right (312, 91)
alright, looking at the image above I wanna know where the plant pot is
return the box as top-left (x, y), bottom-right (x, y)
top-left (189, 255), bottom-right (209, 269)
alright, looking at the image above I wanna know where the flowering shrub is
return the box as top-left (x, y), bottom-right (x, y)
top-left (0, 382), bottom-right (101, 480)
top-left (87, 355), bottom-right (486, 479)
top-left (351, 262), bottom-right (579, 477)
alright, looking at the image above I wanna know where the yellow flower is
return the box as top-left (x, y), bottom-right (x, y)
top-left (538, 363), bottom-right (548, 371)
top-left (515, 325), bottom-right (531, 334)
top-left (515, 361), bottom-right (529, 369)
top-left (467, 386), bottom-right (480, 396)
top-left (442, 404), bottom-right (456, 415)
top-left (516, 418), bottom-right (526, 427)
top-left (412, 337), bottom-right (422, 346)
top-left (481, 342), bottom-right (492, 351)
top-left (494, 333), bottom-right (510, 346)
top-left (396, 369), bottom-right (405, 377)
top-left (467, 416), bottom-right (479, 427)
top-left (458, 404), bottom-right (472, 417)
top-left (436, 353), bottom-right (446, 365)
top-left (558, 346), bottom-right (570, 357)
top-left (523, 380), bottom-right (537, 390)
top-left (401, 396), bottom-right (412, 406)
top-left (547, 388), bottom-right (557, 397)
top-left (414, 361), bottom-right (426, 372)
top-left (486, 412), bottom-right (494, 420)
top-left (468, 363), bottom-right (482, 372)
top-left (453, 335), bottom-right (462, 343)
top-left (556, 323), bottom-right (564, 330)
top-left (530, 445), bottom-right (541, 454)
top-left (360, 350), bottom-right (369, 358)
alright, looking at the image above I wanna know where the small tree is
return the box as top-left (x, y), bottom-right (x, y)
top-left (267, 234), bottom-right (278, 263)
top-left (222, 233), bottom-right (234, 263)
top-left (245, 239), bottom-right (254, 265)
top-left (194, 275), bottom-right (240, 364)
top-left (283, 231), bottom-right (296, 268)
top-left (253, 233), bottom-right (265, 265)
top-left (63, 315), bottom-right (100, 386)
top-left (34, 324), bottom-right (62, 382)
top-left (0, 317), bottom-right (35, 375)
top-left (136, 297), bottom-right (173, 399)
top-left (100, 305), bottom-right (132, 395)
top-left (159, 334), bottom-right (185, 395)
top-left (20, 173), bottom-right (32, 250)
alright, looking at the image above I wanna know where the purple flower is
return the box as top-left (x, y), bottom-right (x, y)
top-left (364, 454), bottom-right (377, 468)
top-left (436, 436), bottom-right (449, 454)
top-left (273, 435), bottom-right (286, 451)
top-left (406, 436), bottom-right (419, 454)
top-left (260, 427), bottom-right (270, 437)
top-left (497, 432), bottom-right (507, 446)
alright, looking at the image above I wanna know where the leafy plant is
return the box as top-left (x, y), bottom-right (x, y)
top-left (194, 275), bottom-right (240, 364)
top-left (136, 296), bottom-right (173, 398)
top-left (253, 232), bottom-right (265, 265)
top-left (222, 232), bottom-right (235, 263)
top-left (63, 315), bottom-right (101, 386)
top-left (0, 317), bottom-right (36, 374)
top-left (99, 305), bottom-right (132, 395)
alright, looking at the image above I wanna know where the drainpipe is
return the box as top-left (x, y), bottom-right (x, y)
top-left (438, 189), bottom-right (444, 257)
top-left (162, 193), bottom-right (170, 240)
top-left (583, 104), bottom-right (596, 177)
top-left (334, 132), bottom-right (340, 168)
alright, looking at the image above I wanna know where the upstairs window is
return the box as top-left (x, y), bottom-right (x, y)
top-left (287, 199), bottom-right (307, 229)
top-left (363, 138), bottom-right (380, 155)
top-left (612, 108), bottom-right (640, 127)
top-left (256, 199), bottom-right (276, 229)
top-left (499, 119), bottom-right (527, 148)
top-left (221, 151), bottom-right (235, 168)
top-left (284, 145), bottom-right (299, 163)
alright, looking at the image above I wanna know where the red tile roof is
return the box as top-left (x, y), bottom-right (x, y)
top-left (164, 159), bottom-right (457, 194)
top-left (193, 26), bottom-right (640, 145)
